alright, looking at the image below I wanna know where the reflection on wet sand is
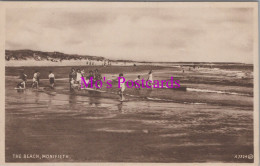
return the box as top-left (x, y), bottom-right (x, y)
top-left (5, 64), bottom-right (254, 162)
top-left (117, 102), bottom-right (123, 112)
top-left (69, 94), bottom-right (77, 110)
top-left (88, 96), bottom-right (101, 107)
top-left (35, 91), bottom-right (39, 103)
top-left (5, 87), bottom-right (254, 162)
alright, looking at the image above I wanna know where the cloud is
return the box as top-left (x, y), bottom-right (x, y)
top-left (6, 7), bottom-right (254, 63)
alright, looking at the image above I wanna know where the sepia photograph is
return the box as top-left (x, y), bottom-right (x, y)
top-left (1, 1), bottom-right (259, 164)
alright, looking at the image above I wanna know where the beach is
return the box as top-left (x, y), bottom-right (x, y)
top-left (5, 64), bottom-right (254, 162)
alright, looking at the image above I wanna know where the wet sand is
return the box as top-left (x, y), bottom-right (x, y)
top-left (5, 65), bottom-right (254, 162)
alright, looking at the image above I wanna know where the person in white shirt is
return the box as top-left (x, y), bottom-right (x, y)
top-left (118, 73), bottom-right (125, 101)
top-left (48, 71), bottom-right (55, 88)
top-left (147, 70), bottom-right (153, 89)
top-left (81, 69), bottom-right (85, 77)
top-left (76, 69), bottom-right (82, 84)
top-left (32, 71), bottom-right (39, 89)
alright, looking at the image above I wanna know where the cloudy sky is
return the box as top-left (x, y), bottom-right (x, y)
top-left (6, 7), bottom-right (254, 63)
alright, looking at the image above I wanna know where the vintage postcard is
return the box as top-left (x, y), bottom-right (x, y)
top-left (0, 1), bottom-right (258, 165)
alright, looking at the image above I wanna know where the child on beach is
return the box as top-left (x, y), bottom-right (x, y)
top-left (70, 78), bottom-right (79, 90)
top-left (16, 81), bottom-right (26, 89)
top-left (48, 71), bottom-right (55, 89)
top-left (147, 70), bottom-right (153, 89)
top-left (32, 71), bottom-right (39, 89)
top-left (118, 73), bottom-right (125, 101)
top-left (81, 69), bottom-right (85, 77)
top-left (19, 71), bottom-right (27, 89)
top-left (76, 69), bottom-right (81, 84)
top-left (135, 75), bottom-right (141, 89)
top-left (69, 68), bottom-right (76, 91)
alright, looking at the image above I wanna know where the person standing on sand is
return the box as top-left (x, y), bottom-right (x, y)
top-left (19, 71), bottom-right (27, 88)
top-left (81, 69), bottom-right (85, 78)
top-left (135, 75), bottom-right (141, 90)
top-left (16, 80), bottom-right (26, 89)
top-left (76, 69), bottom-right (81, 84)
top-left (94, 69), bottom-right (102, 80)
top-left (94, 69), bottom-right (102, 89)
top-left (32, 71), bottom-right (39, 89)
top-left (48, 71), bottom-right (55, 89)
top-left (118, 73), bottom-right (125, 101)
top-left (146, 70), bottom-right (153, 89)
top-left (17, 71), bottom-right (27, 89)
top-left (79, 69), bottom-right (86, 90)
top-left (87, 70), bottom-right (94, 82)
top-left (69, 68), bottom-right (76, 91)
top-left (81, 70), bottom-right (95, 89)
top-left (112, 73), bottom-right (126, 101)
top-left (37, 71), bottom-right (40, 85)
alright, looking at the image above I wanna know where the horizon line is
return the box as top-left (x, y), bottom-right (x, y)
top-left (5, 49), bottom-right (253, 65)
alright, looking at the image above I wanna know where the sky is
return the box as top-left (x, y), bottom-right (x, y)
top-left (6, 7), bottom-right (254, 63)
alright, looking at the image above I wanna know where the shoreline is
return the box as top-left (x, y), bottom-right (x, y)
top-left (5, 59), bottom-right (253, 67)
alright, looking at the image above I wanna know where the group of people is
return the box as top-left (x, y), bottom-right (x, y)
top-left (16, 67), bottom-right (154, 102)
top-left (69, 68), bottom-right (102, 91)
top-left (68, 68), bottom-right (153, 101)
top-left (117, 70), bottom-right (153, 101)
top-left (17, 70), bottom-right (55, 89)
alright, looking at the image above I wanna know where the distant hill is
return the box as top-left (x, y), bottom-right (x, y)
top-left (5, 50), bottom-right (106, 62)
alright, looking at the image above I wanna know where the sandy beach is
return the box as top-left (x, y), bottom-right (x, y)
top-left (3, 2), bottom-right (258, 163)
top-left (5, 64), bottom-right (254, 162)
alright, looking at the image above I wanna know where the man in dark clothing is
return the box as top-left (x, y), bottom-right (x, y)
top-left (94, 69), bottom-right (102, 89)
